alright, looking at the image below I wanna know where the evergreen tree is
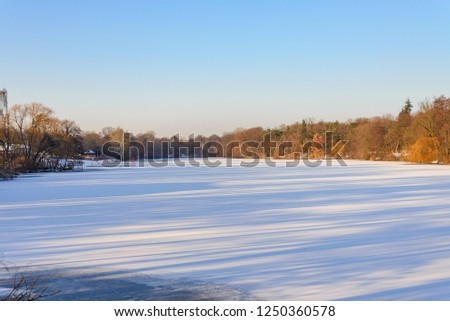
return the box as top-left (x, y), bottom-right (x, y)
top-left (402, 98), bottom-right (413, 114)
top-left (300, 119), bottom-right (307, 143)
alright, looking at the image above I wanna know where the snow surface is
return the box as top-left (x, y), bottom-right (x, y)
top-left (1, 160), bottom-right (450, 300)
top-left (0, 287), bottom-right (10, 297)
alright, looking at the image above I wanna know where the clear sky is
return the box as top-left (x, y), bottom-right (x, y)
top-left (1, 0), bottom-right (449, 137)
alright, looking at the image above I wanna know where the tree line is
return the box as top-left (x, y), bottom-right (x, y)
top-left (0, 103), bottom-right (83, 178)
top-left (1, 96), bottom-right (449, 177)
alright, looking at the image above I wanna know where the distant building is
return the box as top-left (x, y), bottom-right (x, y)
top-left (0, 88), bottom-right (7, 116)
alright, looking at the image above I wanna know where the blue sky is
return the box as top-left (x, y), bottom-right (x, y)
top-left (1, 0), bottom-right (449, 136)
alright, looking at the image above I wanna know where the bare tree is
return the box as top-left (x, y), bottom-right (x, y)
top-left (9, 103), bottom-right (59, 171)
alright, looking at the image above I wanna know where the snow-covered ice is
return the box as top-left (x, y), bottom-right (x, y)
top-left (1, 160), bottom-right (450, 300)
top-left (0, 287), bottom-right (10, 297)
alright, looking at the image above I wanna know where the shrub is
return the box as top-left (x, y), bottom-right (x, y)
top-left (0, 158), bottom-right (18, 180)
top-left (408, 137), bottom-right (440, 163)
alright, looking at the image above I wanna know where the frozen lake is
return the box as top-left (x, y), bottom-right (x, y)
top-left (1, 160), bottom-right (450, 300)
